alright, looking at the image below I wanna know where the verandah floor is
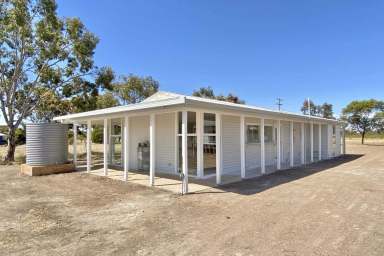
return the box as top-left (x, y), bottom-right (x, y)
top-left (76, 164), bottom-right (215, 194)
top-left (75, 162), bottom-right (303, 194)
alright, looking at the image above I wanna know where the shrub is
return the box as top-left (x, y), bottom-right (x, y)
top-left (15, 128), bottom-right (26, 145)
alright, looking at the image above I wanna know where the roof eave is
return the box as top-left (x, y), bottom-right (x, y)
top-left (53, 96), bottom-right (186, 122)
top-left (185, 97), bottom-right (340, 123)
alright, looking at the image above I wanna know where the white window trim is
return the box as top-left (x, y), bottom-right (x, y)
top-left (203, 113), bottom-right (216, 135)
top-left (246, 123), bottom-right (275, 145)
top-left (203, 112), bottom-right (217, 178)
top-left (264, 125), bottom-right (274, 144)
top-left (246, 123), bottom-right (261, 144)
top-left (177, 133), bottom-right (197, 136)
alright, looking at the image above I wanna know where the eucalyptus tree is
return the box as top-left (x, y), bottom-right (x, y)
top-left (113, 74), bottom-right (159, 105)
top-left (193, 86), bottom-right (245, 104)
top-left (300, 100), bottom-right (334, 119)
top-left (342, 99), bottom-right (383, 144)
top-left (0, 0), bottom-right (111, 162)
top-left (192, 86), bottom-right (216, 99)
top-left (321, 103), bottom-right (334, 119)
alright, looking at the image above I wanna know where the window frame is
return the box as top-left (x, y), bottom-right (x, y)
top-left (246, 123), bottom-right (260, 144)
top-left (264, 125), bottom-right (274, 143)
top-left (177, 111), bottom-right (197, 137)
top-left (246, 123), bottom-right (275, 144)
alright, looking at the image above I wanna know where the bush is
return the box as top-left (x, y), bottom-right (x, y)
top-left (15, 128), bottom-right (26, 145)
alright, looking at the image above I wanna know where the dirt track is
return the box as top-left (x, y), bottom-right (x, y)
top-left (1, 140), bottom-right (384, 255)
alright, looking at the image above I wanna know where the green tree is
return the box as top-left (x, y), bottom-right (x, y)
top-left (216, 93), bottom-right (246, 104)
top-left (342, 99), bottom-right (382, 144)
top-left (0, 0), bottom-right (109, 162)
top-left (30, 87), bottom-right (72, 122)
top-left (301, 100), bottom-right (318, 116)
top-left (301, 100), bottom-right (334, 119)
top-left (193, 86), bottom-right (245, 104)
top-left (192, 86), bottom-right (216, 99)
top-left (96, 91), bottom-right (119, 109)
top-left (373, 111), bottom-right (384, 134)
top-left (66, 67), bottom-right (115, 113)
top-left (320, 103), bottom-right (334, 119)
top-left (113, 75), bottom-right (159, 104)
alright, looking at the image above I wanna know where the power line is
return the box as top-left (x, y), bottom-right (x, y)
top-left (276, 98), bottom-right (283, 111)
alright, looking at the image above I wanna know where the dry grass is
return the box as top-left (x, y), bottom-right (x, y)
top-left (0, 144), bottom-right (26, 164)
top-left (346, 138), bottom-right (384, 146)
top-left (0, 142), bottom-right (122, 164)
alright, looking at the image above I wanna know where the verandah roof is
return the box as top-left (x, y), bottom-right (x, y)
top-left (53, 91), bottom-right (341, 124)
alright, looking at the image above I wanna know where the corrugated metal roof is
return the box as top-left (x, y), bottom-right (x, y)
top-left (53, 94), bottom-right (185, 121)
top-left (53, 91), bottom-right (340, 124)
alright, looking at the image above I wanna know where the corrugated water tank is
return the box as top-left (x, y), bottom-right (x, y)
top-left (26, 123), bottom-right (68, 166)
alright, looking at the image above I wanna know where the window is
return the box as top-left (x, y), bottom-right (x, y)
top-left (177, 112), bottom-right (217, 176)
top-left (177, 111), bottom-right (196, 134)
top-left (177, 111), bottom-right (197, 176)
top-left (187, 111), bottom-right (196, 134)
top-left (203, 136), bottom-right (216, 144)
top-left (203, 113), bottom-right (216, 175)
top-left (204, 113), bottom-right (216, 134)
top-left (178, 112), bottom-right (182, 134)
top-left (247, 125), bottom-right (260, 143)
top-left (246, 124), bottom-right (274, 143)
top-left (264, 126), bottom-right (273, 143)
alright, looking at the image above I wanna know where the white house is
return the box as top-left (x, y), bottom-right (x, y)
top-left (54, 91), bottom-right (345, 194)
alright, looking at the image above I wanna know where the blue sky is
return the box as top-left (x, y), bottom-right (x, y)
top-left (1, 0), bottom-right (383, 124)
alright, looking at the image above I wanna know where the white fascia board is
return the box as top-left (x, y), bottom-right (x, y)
top-left (53, 96), bottom-right (185, 122)
top-left (184, 96), bottom-right (340, 124)
top-left (53, 90), bottom-right (342, 125)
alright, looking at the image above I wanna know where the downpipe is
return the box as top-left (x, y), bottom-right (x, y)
top-left (178, 169), bottom-right (186, 195)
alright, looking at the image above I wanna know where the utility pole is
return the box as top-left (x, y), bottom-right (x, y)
top-left (276, 98), bottom-right (283, 111)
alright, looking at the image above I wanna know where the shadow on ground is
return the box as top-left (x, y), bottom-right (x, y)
top-left (205, 154), bottom-right (364, 196)
top-left (75, 154), bottom-right (364, 196)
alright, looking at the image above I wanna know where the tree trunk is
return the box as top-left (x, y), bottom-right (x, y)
top-left (361, 130), bottom-right (365, 145)
top-left (4, 128), bottom-right (16, 163)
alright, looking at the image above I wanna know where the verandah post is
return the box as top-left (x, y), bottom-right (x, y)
top-left (181, 111), bottom-right (188, 193)
top-left (260, 118), bottom-right (265, 174)
top-left (277, 120), bottom-right (281, 170)
top-left (240, 115), bottom-right (245, 178)
top-left (149, 114), bottom-right (156, 186)
top-left (103, 119), bottom-right (108, 176)
top-left (216, 113), bottom-right (222, 184)
top-left (73, 123), bottom-right (77, 168)
top-left (124, 116), bottom-right (129, 181)
top-left (86, 120), bottom-right (92, 173)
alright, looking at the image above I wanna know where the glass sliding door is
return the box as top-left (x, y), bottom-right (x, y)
top-left (177, 112), bottom-right (217, 177)
top-left (187, 136), bottom-right (197, 175)
top-left (110, 119), bottom-right (122, 166)
top-left (177, 111), bottom-right (197, 176)
top-left (178, 136), bottom-right (182, 172)
top-left (203, 113), bottom-right (216, 176)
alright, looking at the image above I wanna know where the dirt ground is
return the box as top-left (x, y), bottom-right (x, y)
top-left (1, 140), bottom-right (384, 256)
